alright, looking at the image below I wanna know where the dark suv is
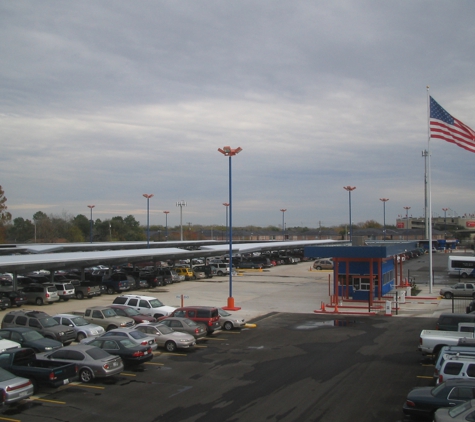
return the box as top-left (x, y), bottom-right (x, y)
top-left (1, 310), bottom-right (76, 345)
top-left (168, 306), bottom-right (221, 334)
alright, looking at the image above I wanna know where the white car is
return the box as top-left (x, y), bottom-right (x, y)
top-left (135, 323), bottom-right (195, 352)
top-left (218, 308), bottom-right (246, 331)
top-left (112, 295), bottom-right (175, 319)
top-left (0, 338), bottom-right (21, 352)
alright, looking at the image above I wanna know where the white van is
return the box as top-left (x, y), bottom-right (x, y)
top-left (438, 355), bottom-right (475, 384)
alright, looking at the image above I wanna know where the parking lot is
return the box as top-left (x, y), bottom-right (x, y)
top-left (0, 255), bottom-right (464, 422)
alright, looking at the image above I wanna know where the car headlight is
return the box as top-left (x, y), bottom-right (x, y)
top-left (44, 346), bottom-right (53, 351)
top-left (179, 339), bottom-right (189, 343)
top-left (58, 331), bottom-right (65, 336)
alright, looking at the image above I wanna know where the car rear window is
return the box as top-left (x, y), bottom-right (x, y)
top-left (46, 287), bottom-right (58, 293)
top-left (87, 347), bottom-right (113, 360)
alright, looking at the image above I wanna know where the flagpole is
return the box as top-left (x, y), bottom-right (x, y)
top-left (427, 86), bottom-right (433, 294)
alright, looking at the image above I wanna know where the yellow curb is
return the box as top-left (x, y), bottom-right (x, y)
top-left (245, 323), bottom-right (257, 328)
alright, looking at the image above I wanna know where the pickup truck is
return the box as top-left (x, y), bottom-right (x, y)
top-left (69, 279), bottom-right (101, 300)
top-left (0, 348), bottom-right (78, 391)
top-left (418, 323), bottom-right (475, 356)
top-left (80, 306), bottom-right (135, 331)
top-left (101, 272), bottom-right (131, 295)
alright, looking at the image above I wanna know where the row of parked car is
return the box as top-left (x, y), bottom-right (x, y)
top-left (403, 313), bottom-right (475, 421)
top-left (0, 293), bottom-right (248, 405)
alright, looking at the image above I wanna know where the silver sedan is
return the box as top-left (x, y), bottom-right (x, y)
top-left (218, 308), bottom-right (246, 331)
top-left (135, 323), bottom-right (195, 352)
top-left (0, 368), bottom-right (34, 404)
top-left (53, 313), bottom-right (105, 341)
top-left (36, 344), bottom-right (124, 383)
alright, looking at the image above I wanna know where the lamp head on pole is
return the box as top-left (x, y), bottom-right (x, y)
top-left (143, 194), bottom-right (153, 199)
top-left (223, 203), bottom-right (229, 207)
top-left (218, 146), bottom-right (242, 157)
top-left (379, 198), bottom-right (389, 203)
top-left (343, 186), bottom-right (356, 192)
top-left (87, 205), bottom-right (95, 210)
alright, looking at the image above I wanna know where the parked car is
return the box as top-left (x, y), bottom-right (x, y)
top-left (36, 344), bottom-right (124, 383)
top-left (173, 267), bottom-right (195, 281)
top-left (0, 290), bottom-right (27, 308)
top-left (440, 283), bottom-right (475, 299)
top-left (165, 306), bottom-right (221, 335)
top-left (192, 265), bottom-right (216, 278)
top-left (0, 297), bottom-right (10, 310)
top-left (47, 282), bottom-right (75, 301)
top-left (87, 336), bottom-right (153, 366)
top-left (82, 328), bottom-right (157, 351)
top-left (107, 305), bottom-right (156, 324)
top-left (112, 295), bottom-right (175, 319)
top-left (158, 317), bottom-right (207, 340)
top-left (1, 310), bottom-right (76, 345)
top-left (235, 261), bottom-right (263, 270)
top-left (403, 379), bottom-right (475, 419)
top-left (313, 259), bottom-right (334, 270)
top-left (0, 367), bottom-right (34, 404)
top-left (218, 308), bottom-right (246, 331)
top-left (82, 306), bottom-right (135, 331)
top-left (437, 355), bottom-right (475, 384)
top-left (53, 314), bottom-right (106, 342)
top-left (20, 283), bottom-right (59, 305)
top-left (101, 272), bottom-right (132, 295)
top-left (434, 398), bottom-right (475, 422)
top-left (135, 322), bottom-right (196, 352)
top-left (0, 327), bottom-right (62, 352)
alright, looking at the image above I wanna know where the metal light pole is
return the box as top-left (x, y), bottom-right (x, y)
top-left (403, 206), bottom-right (411, 241)
top-left (442, 207), bottom-right (448, 236)
top-left (343, 186), bottom-right (356, 242)
top-left (280, 209), bottom-right (287, 240)
top-left (379, 198), bottom-right (389, 240)
top-left (218, 145), bottom-right (242, 311)
top-left (223, 203), bottom-right (229, 242)
top-left (87, 205), bottom-right (95, 243)
top-left (143, 194), bottom-right (153, 249)
top-left (163, 211), bottom-right (170, 241)
top-left (176, 201), bottom-right (187, 241)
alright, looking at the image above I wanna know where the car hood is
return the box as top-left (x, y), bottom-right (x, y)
top-left (25, 338), bottom-right (61, 350)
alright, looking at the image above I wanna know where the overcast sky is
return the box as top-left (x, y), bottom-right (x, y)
top-left (1, 1), bottom-right (475, 230)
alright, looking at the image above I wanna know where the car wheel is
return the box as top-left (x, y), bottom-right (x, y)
top-left (76, 291), bottom-right (84, 300)
top-left (316, 266), bottom-right (322, 270)
top-left (223, 321), bottom-right (233, 331)
top-left (36, 297), bottom-right (44, 305)
top-left (217, 271), bottom-right (224, 276)
top-left (107, 287), bottom-right (114, 295)
top-left (63, 298), bottom-right (69, 302)
top-left (192, 275), bottom-right (196, 280)
top-left (153, 314), bottom-right (163, 319)
top-left (3, 299), bottom-right (11, 308)
top-left (80, 368), bottom-right (93, 383)
top-left (165, 341), bottom-right (177, 352)
top-left (106, 325), bottom-right (118, 331)
top-left (76, 332), bottom-right (86, 342)
top-left (444, 292), bottom-right (453, 299)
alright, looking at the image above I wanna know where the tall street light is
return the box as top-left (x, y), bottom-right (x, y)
top-left (143, 194), bottom-right (153, 248)
top-left (280, 209), bottom-right (287, 240)
top-left (403, 206), bottom-right (411, 241)
top-left (343, 186), bottom-right (356, 242)
top-left (163, 211), bottom-right (170, 241)
top-left (442, 207), bottom-right (449, 236)
top-left (223, 203), bottom-right (229, 242)
top-left (176, 200), bottom-right (187, 241)
top-left (87, 205), bottom-right (95, 243)
top-left (218, 145), bottom-right (242, 311)
top-left (379, 198), bottom-right (389, 240)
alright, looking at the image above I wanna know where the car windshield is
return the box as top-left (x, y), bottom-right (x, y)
top-left (102, 309), bottom-right (117, 317)
top-left (129, 331), bottom-right (147, 339)
top-left (183, 318), bottom-right (199, 327)
top-left (119, 338), bottom-right (138, 348)
top-left (0, 367), bottom-right (15, 382)
top-left (39, 317), bottom-right (59, 327)
top-left (218, 309), bottom-right (231, 317)
top-left (149, 299), bottom-right (164, 308)
top-left (22, 330), bottom-right (44, 341)
top-left (87, 347), bottom-right (113, 360)
top-left (157, 325), bottom-right (173, 334)
top-left (71, 317), bottom-right (89, 327)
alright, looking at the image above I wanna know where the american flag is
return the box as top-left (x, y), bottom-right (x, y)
top-left (430, 96), bottom-right (475, 153)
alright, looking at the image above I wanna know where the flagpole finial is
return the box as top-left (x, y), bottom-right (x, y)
top-left (426, 85), bottom-right (430, 89)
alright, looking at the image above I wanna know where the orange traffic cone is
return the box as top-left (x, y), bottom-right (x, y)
top-left (333, 303), bottom-right (339, 313)
top-left (321, 302), bottom-right (326, 312)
